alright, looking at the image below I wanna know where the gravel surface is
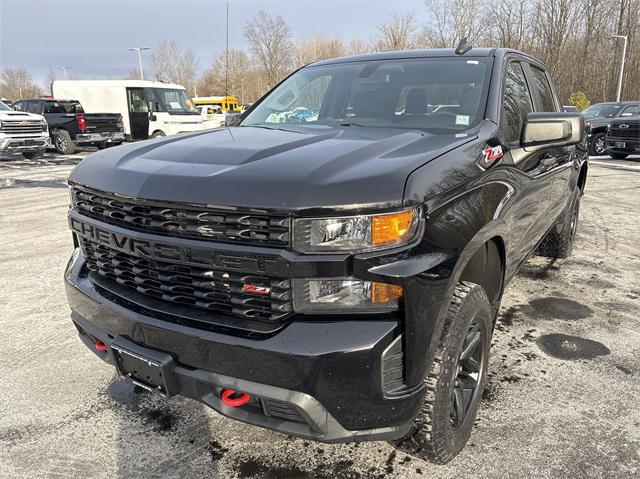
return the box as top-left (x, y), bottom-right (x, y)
top-left (1, 151), bottom-right (639, 479)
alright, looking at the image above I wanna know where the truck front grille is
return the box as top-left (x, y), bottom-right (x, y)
top-left (71, 186), bottom-right (290, 247)
top-left (607, 124), bottom-right (640, 140)
top-left (80, 237), bottom-right (292, 322)
top-left (0, 120), bottom-right (44, 135)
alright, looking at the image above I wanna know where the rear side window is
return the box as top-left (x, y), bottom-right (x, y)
top-left (621, 105), bottom-right (640, 117)
top-left (44, 101), bottom-right (83, 114)
top-left (531, 66), bottom-right (557, 112)
top-left (503, 62), bottom-right (533, 143)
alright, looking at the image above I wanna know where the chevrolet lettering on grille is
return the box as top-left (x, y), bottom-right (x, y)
top-left (69, 216), bottom-right (286, 275)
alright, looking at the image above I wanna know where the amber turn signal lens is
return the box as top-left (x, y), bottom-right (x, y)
top-left (371, 282), bottom-right (403, 304)
top-left (371, 210), bottom-right (416, 246)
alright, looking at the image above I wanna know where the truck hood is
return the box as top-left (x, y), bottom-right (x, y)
top-left (69, 126), bottom-right (475, 211)
top-left (0, 111), bottom-right (44, 121)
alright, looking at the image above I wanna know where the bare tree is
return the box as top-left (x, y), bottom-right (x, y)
top-left (0, 68), bottom-right (41, 100)
top-left (43, 69), bottom-right (57, 95)
top-left (198, 49), bottom-right (256, 102)
top-left (423, 0), bottom-right (489, 47)
top-left (296, 35), bottom-right (347, 65)
top-left (244, 10), bottom-right (294, 88)
top-left (374, 12), bottom-right (419, 51)
top-left (150, 41), bottom-right (199, 94)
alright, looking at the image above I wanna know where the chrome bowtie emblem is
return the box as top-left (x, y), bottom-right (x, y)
top-left (619, 124), bottom-right (629, 129)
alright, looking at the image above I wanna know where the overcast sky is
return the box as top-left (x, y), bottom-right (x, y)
top-left (0, 0), bottom-right (426, 85)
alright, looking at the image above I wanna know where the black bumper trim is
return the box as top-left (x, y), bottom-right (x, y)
top-left (72, 313), bottom-right (414, 443)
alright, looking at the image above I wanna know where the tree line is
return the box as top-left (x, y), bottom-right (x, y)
top-left (2, 0), bottom-right (639, 108)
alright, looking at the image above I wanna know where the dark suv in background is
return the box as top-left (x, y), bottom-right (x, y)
top-left (64, 47), bottom-right (587, 463)
top-left (13, 99), bottom-right (124, 154)
top-left (583, 101), bottom-right (640, 156)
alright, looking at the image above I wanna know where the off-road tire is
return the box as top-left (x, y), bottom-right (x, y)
top-left (393, 282), bottom-right (493, 464)
top-left (537, 188), bottom-right (581, 259)
top-left (96, 142), bottom-right (109, 150)
top-left (610, 153), bottom-right (628, 160)
top-left (22, 149), bottom-right (44, 160)
top-left (53, 130), bottom-right (76, 154)
top-left (588, 132), bottom-right (605, 156)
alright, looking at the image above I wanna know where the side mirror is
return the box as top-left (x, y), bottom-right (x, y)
top-left (521, 112), bottom-right (584, 149)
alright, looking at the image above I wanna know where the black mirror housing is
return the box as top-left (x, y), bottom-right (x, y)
top-left (522, 112), bottom-right (584, 149)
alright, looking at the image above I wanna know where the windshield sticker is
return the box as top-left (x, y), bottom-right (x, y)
top-left (466, 60), bottom-right (479, 65)
top-left (456, 115), bottom-right (470, 126)
top-left (455, 133), bottom-right (468, 138)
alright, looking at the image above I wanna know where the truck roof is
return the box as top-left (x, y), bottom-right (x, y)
top-left (52, 80), bottom-right (186, 90)
top-left (309, 47), bottom-right (544, 67)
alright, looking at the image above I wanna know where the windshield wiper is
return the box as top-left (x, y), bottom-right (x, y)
top-left (240, 124), bottom-right (305, 133)
top-left (338, 122), bottom-right (367, 127)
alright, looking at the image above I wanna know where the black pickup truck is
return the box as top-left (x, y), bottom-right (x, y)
top-left (12, 99), bottom-right (124, 154)
top-left (64, 47), bottom-right (587, 463)
top-left (583, 101), bottom-right (640, 155)
top-left (605, 116), bottom-right (640, 159)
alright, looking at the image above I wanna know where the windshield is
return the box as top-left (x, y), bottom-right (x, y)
top-left (0, 101), bottom-right (10, 111)
top-left (151, 88), bottom-right (198, 114)
top-left (241, 58), bottom-right (490, 132)
top-left (583, 104), bottom-right (621, 119)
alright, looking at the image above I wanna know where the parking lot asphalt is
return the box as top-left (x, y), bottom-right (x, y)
top-left (1, 151), bottom-right (639, 479)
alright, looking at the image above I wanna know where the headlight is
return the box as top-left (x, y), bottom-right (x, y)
top-left (293, 278), bottom-right (402, 313)
top-left (293, 207), bottom-right (420, 253)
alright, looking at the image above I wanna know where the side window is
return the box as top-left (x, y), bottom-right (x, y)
top-left (12, 101), bottom-right (25, 111)
top-left (620, 105), bottom-right (640, 117)
top-left (531, 66), bottom-right (557, 112)
top-left (503, 62), bottom-right (534, 143)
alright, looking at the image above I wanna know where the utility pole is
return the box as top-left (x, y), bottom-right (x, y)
top-left (58, 66), bottom-right (71, 80)
top-left (129, 47), bottom-right (150, 81)
top-left (225, 2), bottom-right (229, 97)
top-left (609, 35), bottom-right (627, 102)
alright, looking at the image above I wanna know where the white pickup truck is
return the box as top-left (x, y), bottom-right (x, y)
top-left (0, 100), bottom-right (51, 159)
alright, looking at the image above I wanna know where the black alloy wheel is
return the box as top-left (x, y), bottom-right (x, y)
top-left (451, 321), bottom-right (486, 429)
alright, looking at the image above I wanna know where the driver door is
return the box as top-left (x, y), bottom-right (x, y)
top-left (126, 88), bottom-right (149, 140)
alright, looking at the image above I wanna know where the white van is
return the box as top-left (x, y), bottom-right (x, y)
top-left (52, 80), bottom-right (205, 141)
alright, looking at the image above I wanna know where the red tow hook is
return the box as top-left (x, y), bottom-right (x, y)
top-left (221, 389), bottom-right (251, 407)
top-left (94, 340), bottom-right (108, 352)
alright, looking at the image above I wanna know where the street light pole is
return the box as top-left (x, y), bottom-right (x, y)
top-left (58, 66), bottom-right (71, 80)
top-left (609, 35), bottom-right (627, 102)
top-left (129, 47), bottom-right (150, 81)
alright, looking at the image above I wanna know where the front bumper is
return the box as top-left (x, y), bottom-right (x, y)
top-left (76, 132), bottom-right (125, 144)
top-left (0, 136), bottom-right (50, 152)
top-left (65, 247), bottom-right (426, 442)
top-left (605, 137), bottom-right (640, 154)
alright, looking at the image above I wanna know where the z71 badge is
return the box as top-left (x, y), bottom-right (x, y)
top-left (478, 145), bottom-right (504, 169)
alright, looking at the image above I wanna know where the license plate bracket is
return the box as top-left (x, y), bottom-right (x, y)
top-left (111, 336), bottom-right (178, 397)
top-left (613, 141), bottom-right (626, 148)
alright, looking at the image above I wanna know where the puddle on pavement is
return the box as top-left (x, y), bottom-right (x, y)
top-left (529, 297), bottom-right (593, 320)
top-left (537, 333), bottom-right (610, 360)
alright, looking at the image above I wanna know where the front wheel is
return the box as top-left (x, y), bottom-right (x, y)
top-left (610, 153), bottom-right (628, 160)
top-left (393, 282), bottom-right (492, 464)
top-left (588, 132), bottom-right (606, 156)
top-left (151, 131), bottom-right (166, 139)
